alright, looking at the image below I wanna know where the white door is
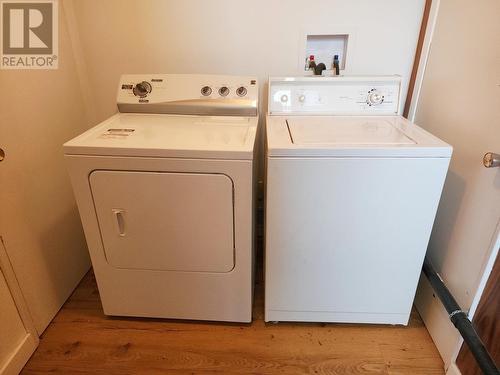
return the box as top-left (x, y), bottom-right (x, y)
top-left (0, 239), bottom-right (38, 375)
top-left (412, 0), bottom-right (500, 369)
top-left (0, 3), bottom-right (91, 334)
top-left (89, 170), bottom-right (235, 273)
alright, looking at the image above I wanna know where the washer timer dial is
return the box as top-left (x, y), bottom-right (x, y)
top-left (366, 89), bottom-right (384, 106)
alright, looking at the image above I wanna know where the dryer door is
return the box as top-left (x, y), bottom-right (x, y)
top-left (89, 170), bottom-right (234, 273)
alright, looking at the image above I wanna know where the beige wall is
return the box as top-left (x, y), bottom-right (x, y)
top-left (69, 0), bottom-right (425, 122)
top-left (0, 4), bottom-right (91, 333)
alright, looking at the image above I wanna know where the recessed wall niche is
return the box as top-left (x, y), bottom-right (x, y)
top-left (304, 34), bottom-right (349, 73)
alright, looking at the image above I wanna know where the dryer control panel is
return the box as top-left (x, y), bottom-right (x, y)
top-left (117, 74), bottom-right (258, 116)
top-left (268, 76), bottom-right (401, 115)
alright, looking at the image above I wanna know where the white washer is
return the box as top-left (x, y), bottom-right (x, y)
top-left (65, 74), bottom-right (258, 322)
top-left (265, 76), bottom-right (452, 325)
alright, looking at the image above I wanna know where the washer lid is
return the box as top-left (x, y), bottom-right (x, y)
top-left (64, 113), bottom-right (257, 160)
top-left (288, 117), bottom-right (416, 146)
top-left (266, 116), bottom-right (452, 158)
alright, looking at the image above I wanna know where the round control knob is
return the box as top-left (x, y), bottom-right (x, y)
top-left (298, 94), bottom-right (306, 103)
top-left (280, 94), bottom-right (289, 103)
top-left (218, 86), bottom-right (230, 97)
top-left (236, 86), bottom-right (247, 97)
top-left (201, 86), bottom-right (212, 96)
top-left (367, 89), bottom-right (384, 106)
top-left (133, 81), bottom-right (152, 97)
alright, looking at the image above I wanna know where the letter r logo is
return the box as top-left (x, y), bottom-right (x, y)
top-left (2, 1), bottom-right (53, 54)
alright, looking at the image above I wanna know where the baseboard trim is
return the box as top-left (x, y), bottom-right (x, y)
top-left (0, 334), bottom-right (38, 375)
top-left (446, 362), bottom-right (462, 375)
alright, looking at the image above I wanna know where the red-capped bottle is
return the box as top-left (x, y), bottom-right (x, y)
top-left (307, 55), bottom-right (316, 71)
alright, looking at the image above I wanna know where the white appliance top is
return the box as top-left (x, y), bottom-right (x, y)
top-left (287, 117), bottom-right (416, 146)
top-left (117, 74), bottom-right (258, 116)
top-left (267, 115), bottom-right (452, 158)
top-left (64, 74), bottom-right (259, 159)
top-left (266, 76), bottom-right (452, 158)
top-left (64, 113), bottom-right (257, 160)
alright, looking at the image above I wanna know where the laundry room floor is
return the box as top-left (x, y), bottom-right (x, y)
top-left (21, 268), bottom-right (444, 374)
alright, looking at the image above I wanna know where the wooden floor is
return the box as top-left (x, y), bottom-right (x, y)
top-left (22, 270), bottom-right (444, 374)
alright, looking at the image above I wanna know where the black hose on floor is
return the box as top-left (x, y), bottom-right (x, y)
top-left (422, 256), bottom-right (499, 375)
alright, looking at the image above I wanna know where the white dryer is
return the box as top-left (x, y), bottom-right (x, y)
top-left (65, 74), bottom-right (258, 322)
top-left (265, 76), bottom-right (452, 325)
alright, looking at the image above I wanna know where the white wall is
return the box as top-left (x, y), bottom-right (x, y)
top-left (413, 0), bottom-right (500, 369)
top-left (0, 4), bottom-right (91, 333)
top-left (68, 0), bottom-right (425, 122)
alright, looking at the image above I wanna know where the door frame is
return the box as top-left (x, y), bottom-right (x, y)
top-left (0, 236), bottom-right (39, 375)
top-left (405, 0), bottom-right (441, 122)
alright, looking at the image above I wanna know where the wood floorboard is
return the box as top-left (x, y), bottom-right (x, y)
top-left (21, 270), bottom-right (444, 374)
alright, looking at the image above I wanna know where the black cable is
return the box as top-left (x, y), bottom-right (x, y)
top-left (422, 256), bottom-right (499, 375)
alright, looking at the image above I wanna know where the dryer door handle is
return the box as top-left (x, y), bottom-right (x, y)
top-left (112, 209), bottom-right (126, 237)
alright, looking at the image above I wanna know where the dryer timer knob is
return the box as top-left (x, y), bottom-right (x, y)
top-left (133, 81), bottom-right (152, 97)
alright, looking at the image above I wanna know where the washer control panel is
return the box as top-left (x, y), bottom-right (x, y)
top-left (117, 74), bottom-right (258, 116)
top-left (268, 76), bottom-right (401, 115)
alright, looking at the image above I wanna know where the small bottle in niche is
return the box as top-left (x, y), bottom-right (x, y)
top-left (332, 55), bottom-right (340, 76)
top-left (307, 55), bottom-right (316, 72)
